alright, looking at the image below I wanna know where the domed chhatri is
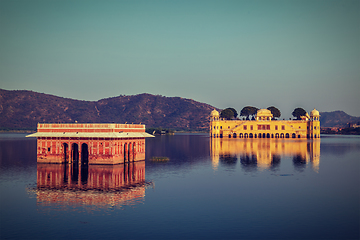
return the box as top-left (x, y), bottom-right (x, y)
top-left (310, 108), bottom-right (320, 117)
top-left (256, 109), bottom-right (273, 120)
top-left (210, 109), bottom-right (220, 117)
top-left (210, 107), bottom-right (320, 139)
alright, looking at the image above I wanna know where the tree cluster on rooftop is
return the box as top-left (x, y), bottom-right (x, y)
top-left (220, 106), bottom-right (311, 120)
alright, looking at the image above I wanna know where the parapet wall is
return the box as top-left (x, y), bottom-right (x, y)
top-left (37, 123), bottom-right (145, 133)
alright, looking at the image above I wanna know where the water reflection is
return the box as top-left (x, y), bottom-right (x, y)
top-left (211, 138), bottom-right (320, 172)
top-left (34, 161), bottom-right (149, 208)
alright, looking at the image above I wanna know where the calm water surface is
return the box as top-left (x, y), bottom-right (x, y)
top-left (0, 133), bottom-right (359, 239)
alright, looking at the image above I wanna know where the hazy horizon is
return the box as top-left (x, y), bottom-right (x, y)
top-left (1, 0), bottom-right (359, 117)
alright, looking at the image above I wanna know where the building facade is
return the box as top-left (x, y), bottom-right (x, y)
top-left (27, 123), bottom-right (154, 164)
top-left (210, 108), bottom-right (320, 139)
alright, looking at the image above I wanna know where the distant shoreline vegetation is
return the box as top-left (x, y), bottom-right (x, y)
top-left (320, 127), bottom-right (360, 135)
top-left (0, 128), bottom-right (36, 133)
top-left (145, 127), bottom-right (174, 135)
top-left (1, 127), bottom-right (360, 135)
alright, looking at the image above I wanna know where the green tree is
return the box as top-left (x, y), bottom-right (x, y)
top-left (292, 107), bottom-right (307, 120)
top-left (227, 108), bottom-right (238, 118)
top-left (267, 106), bottom-right (281, 119)
top-left (220, 108), bottom-right (236, 120)
top-left (240, 106), bottom-right (259, 120)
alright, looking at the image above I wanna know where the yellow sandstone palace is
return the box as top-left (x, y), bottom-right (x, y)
top-left (210, 108), bottom-right (320, 139)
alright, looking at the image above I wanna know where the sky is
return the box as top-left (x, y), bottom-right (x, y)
top-left (1, 0), bottom-right (359, 118)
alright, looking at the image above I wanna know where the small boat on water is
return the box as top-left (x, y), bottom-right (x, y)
top-left (150, 157), bottom-right (169, 162)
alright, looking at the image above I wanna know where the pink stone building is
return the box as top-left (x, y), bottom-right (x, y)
top-left (27, 123), bottom-right (154, 164)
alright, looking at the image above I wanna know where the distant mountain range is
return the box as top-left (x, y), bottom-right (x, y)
top-left (319, 111), bottom-right (360, 128)
top-left (0, 89), bottom-right (359, 131)
top-left (0, 89), bottom-right (217, 131)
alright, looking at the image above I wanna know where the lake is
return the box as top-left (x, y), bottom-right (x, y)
top-left (0, 133), bottom-right (359, 239)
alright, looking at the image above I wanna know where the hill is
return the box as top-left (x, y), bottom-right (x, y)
top-left (320, 111), bottom-right (360, 128)
top-left (0, 89), bottom-right (218, 131)
top-left (1, 89), bottom-right (359, 131)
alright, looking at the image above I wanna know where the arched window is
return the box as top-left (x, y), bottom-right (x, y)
top-left (71, 143), bottom-right (79, 163)
top-left (63, 143), bottom-right (68, 162)
top-left (81, 143), bottom-right (89, 165)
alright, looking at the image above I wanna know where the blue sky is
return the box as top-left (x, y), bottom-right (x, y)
top-left (1, 0), bottom-right (359, 118)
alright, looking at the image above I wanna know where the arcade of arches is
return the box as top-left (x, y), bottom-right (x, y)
top-left (37, 138), bottom-right (146, 164)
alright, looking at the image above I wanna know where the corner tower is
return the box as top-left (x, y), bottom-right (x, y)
top-left (210, 109), bottom-right (220, 138)
top-left (308, 109), bottom-right (320, 138)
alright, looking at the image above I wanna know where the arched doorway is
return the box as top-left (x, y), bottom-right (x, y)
top-left (71, 143), bottom-right (79, 183)
top-left (249, 133), bottom-right (253, 138)
top-left (275, 133), bottom-right (279, 138)
top-left (233, 133), bottom-right (237, 138)
top-left (63, 143), bottom-right (68, 163)
top-left (244, 133), bottom-right (248, 138)
top-left (280, 133), bottom-right (284, 138)
top-left (81, 143), bottom-right (89, 165)
top-left (72, 143), bottom-right (79, 163)
top-left (263, 133), bottom-right (266, 138)
top-left (266, 133), bottom-right (270, 138)
top-left (239, 133), bottom-right (243, 138)
top-left (285, 133), bottom-right (290, 138)
top-left (292, 133), bottom-right (296, 138)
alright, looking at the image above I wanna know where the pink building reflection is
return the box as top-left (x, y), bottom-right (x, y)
top-left (34, 162), bottom-right (149, 208)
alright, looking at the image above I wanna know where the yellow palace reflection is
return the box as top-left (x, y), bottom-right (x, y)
top-left (211, 138), bottom-right (320, 172)
top-left (34, 161), bottom-right (149, 209)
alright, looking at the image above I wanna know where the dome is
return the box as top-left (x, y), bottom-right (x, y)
top-left (310, 108), bottom-right (320, 117)
top-left (210, 109), bottom-right (220, 117)
top-left (256, 109), bottom-right (272, 117)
